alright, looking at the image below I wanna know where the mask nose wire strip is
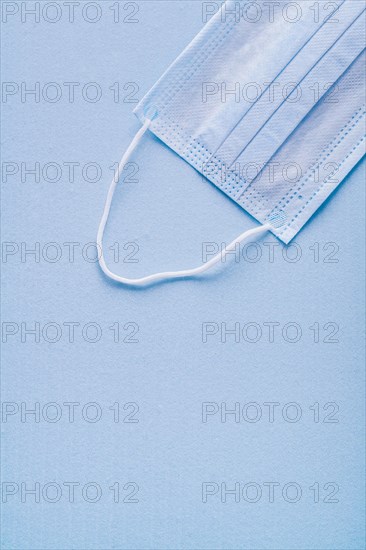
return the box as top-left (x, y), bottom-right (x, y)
top-left (96, 119), bottom-right (272, 286)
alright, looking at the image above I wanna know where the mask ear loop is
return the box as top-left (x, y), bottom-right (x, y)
top-left (97, 119), bottom-right (271, 286)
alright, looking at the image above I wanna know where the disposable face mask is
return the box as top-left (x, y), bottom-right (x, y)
top-left (97, 0), bottom-right (365, 286)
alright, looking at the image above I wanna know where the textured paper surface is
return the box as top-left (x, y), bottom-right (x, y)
top-left (1, 2), bottom-right (365, 548)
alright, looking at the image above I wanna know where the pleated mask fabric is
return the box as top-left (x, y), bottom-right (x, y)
top-left (134, 0), bottom-right (365, 243)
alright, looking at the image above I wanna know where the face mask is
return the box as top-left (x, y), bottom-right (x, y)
top-left (97, 0), bottom-right (365, 286)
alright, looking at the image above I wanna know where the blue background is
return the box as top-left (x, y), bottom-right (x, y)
top-left (1, 1), bottom-right (365, 548)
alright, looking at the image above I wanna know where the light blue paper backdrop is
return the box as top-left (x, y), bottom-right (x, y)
top-left (1, 1), bottom-right (365, 549)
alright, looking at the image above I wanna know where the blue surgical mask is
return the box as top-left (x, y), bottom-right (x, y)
top-left (97, 0), bottom-right (365, 286)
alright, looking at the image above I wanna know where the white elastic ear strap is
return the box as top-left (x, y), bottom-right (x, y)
top-left (96, 120), bottom-right (271, 286)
